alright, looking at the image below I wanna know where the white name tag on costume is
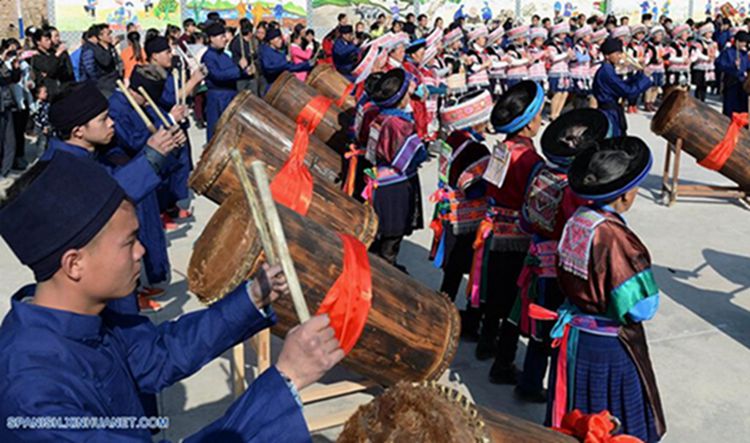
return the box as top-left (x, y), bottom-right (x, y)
top-left (483, 141), bottom-right (511, 188)
top-left (366, 122), bottom-right (381, 165)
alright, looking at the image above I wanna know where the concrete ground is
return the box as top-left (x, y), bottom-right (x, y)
top-left (1, 99), bottom-right (749, 442)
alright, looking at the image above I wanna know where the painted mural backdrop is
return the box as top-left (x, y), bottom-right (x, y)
top-left (310, 0), bottom-right (416, 33)
top-left (53, 0), bottom-right (181, 32)
top-left (185, 0), bottom-right (306, 29)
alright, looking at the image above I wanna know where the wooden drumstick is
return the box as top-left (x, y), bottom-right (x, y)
top-left (239, 28), bottom-right (246, 63)
top-left (229, 150), bottom-right (277, 264)
top-left (250, 160), bottom-right (310, 323)
top-left (116, 80), bottom-right (156, 134)
top-left (136, 86), bottom-right (171, 128)
top-left (172, 68), bottom-right (180, 106)
top-left (180, 62), bottom-right (186, 106)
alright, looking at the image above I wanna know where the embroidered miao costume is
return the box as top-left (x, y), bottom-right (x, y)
top-left (527, 27), bottom-right (549, 89)
top-left (541, 137), bottom-right (666, 443)
top-left (430, 90), bottom-right (493, 304)
top-left (366, 69), bottom-right (427, 266)
top-left (503, 25), bottom-right (530, 88)
top-left (588, 29), bottom-right (609, 79)
top-left (644, 26), bottom-right (666, 88)
top-left (665, 24), bottom-right (691, 87)
top-left (468, 81), bottom-right (543, 370)
top-left (547, 23), bottom-right (572, 93)
top-left (570, 25), bottom-right (593, 96)
top-left (465, 25), bottom-right (491, 93)
top-left (690, 23), bottom-right (719, 101)
top-left (508, 109), bottom-right (609, 398)
top-left (486, 26), bottom-right (507, 96)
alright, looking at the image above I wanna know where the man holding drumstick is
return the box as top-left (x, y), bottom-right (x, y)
top-left (0, 152), bottom-right (344, 442)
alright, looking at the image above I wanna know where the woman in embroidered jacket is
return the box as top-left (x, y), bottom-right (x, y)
top-left (367, 68), bottom-right (427, 270)
top-left (430, 90), bottom-right (493, 338)
top-left (509, 108), bottom-right (609, 403)
top-left (544, 136), bottom-right (666, 442)
top-left (468, 81), bottom-right (543, 382)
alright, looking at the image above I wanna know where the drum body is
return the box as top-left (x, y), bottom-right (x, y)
top-left (190, 91), bottom-right (378, 244)
top-left (652, 89), bottom-right (750, 191)
top-left (264, 72), bottom-right (353, 153)
top-left (306, 64), bottom-right (357, 111)
top-left (188, 194), bottom-right (460, 386)
top-left (337, 382), bottom-right (577, 443)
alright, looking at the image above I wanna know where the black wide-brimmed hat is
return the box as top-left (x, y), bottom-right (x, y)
top-left (541, 108), bottom-right (609, 166)
top-left (370, 68), bottom-right (412, 108)
top-left (568, 136), bottom-right (652, 203)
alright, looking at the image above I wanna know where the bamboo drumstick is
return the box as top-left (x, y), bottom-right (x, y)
top-left (136, 86), bottom-right (171, 128)
top-left (229, 150), bottom-right (277, 264)
top-left (250, 160), bottom-right (310, 323)
top-left (116, 80), bottom-right (156, 134)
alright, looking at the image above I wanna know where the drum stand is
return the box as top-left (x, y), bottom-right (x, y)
top-left (661, 137), bottom-right (747, 206)
top-left (233, 333), bottom-right (376, 432)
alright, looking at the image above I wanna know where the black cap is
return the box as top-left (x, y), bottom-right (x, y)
top-left (0, 152), bottom-right (126, 281)
top-left (265, 27), bottom-right (282, 42)
top-left (339, 25), bottom-right (353, 34)
top-left (601, 37), bottom-right (623, 55)
top-left (204, 22), bottom-right (226, 37)
top-left (736, 30), bottom-right (750, 43)
top-left (49, 82), bottom-right (109, 133)
top-left (144, 36), bottom-right (170, 58)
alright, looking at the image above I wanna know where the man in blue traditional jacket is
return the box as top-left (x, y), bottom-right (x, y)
top-left (715, 30), bottom-right (750, 116)
top-left (202, 22), bottom-right (254, 141)
top-left (147, 35), bottom-right (206, 223)
top-left (332, 25), bottom-right (360, 81)
top-left (258, 26), bottom-right (314, 92)
top-left (0, 152), bottom-right (345, 442)
top-left (110, 66), bottom-right (193, 310)
top-left (41, 81), bottom-right (185, 314)
top-left (592, 38), bottom-right (652, 137)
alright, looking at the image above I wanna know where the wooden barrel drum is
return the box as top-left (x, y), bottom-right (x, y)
top-left (188, 194), bottom-right (460, 386)
top-left (652, 89), bottom-right (750, 191)
top-left (190, 91), bottom-right (378, 244)
top-left (337, 382), bottom-right (577, 443)
top-left (305, 63), bottom-right (357, 111)
top-left (264, 72), bottom-right (354, 152)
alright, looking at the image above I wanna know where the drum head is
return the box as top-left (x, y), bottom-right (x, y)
top-left (338, 382), bottom-right (490, 443)
top-left (188, 193), bottom-right (263, 304)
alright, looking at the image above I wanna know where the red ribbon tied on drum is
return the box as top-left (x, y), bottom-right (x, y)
top-left (315, 233), bottom-right (372, 354)
top-left (336, 82), bottom-right (355, 108)
top-left (698, 112), bottom-right (748, 171)
top-left (270, 95), bottom-right (332, 215)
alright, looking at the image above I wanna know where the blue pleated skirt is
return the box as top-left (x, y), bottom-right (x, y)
top-left (546, 330), bottom-right (661, 442)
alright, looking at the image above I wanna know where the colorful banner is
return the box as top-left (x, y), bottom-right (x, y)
top-left (53, 0), bottom-right (182, 32)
